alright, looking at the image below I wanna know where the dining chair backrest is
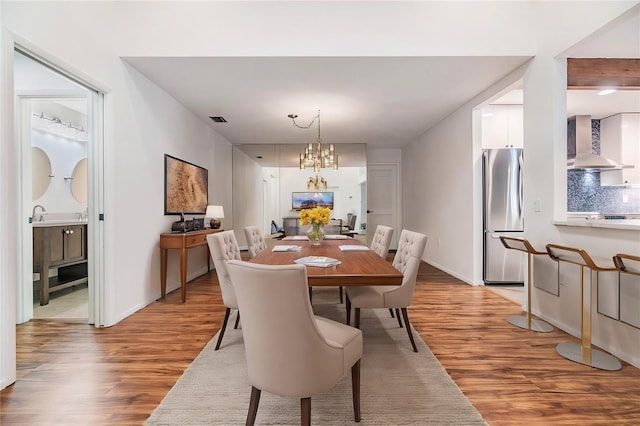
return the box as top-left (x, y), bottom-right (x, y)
top-left (346, 213), bottom-right (357, 230)
top-left (244, 225), bottom-right (267, 258)
top-left (226, 260), bottom-right (359, 397)
top-left (324, 219), bottom-right (343, 235)
top-left (385, 229), bottom-right (427, 307)
top-left (370, 225), bottom-right (394, 258)
top-left (206, 231), bottom-right (241, 308)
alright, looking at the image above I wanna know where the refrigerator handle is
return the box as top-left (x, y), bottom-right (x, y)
top-left (518, 152), bottom-right (524, 223)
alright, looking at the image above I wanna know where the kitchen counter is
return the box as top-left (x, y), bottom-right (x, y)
top-left (554, 219), bottom-right (640, 231)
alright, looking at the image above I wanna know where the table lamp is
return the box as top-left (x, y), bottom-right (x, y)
top-left (206, 205), bottom-right (224, 229)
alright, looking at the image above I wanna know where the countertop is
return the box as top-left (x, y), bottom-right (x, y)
top-left (554, 219), bottom-right (640, 231)
top-left (33, 220), bottom-right (88, 227)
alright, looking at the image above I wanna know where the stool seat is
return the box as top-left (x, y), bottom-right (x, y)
top-left (499, 236), bottom-right (554, 332)
top-left (546, 244), bottom-right (621, 371)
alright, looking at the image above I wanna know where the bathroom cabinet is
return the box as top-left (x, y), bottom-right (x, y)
top-left (33, 224), bottom-right (88, 305)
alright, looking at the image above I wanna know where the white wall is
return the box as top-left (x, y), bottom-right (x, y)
top-left (232, 147), bottom-right (265, 248)
top-left (402, 106), bottom-right (477, 283)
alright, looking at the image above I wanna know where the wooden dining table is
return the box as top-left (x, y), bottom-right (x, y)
top-left (248, 238), bottom-right (403, 287)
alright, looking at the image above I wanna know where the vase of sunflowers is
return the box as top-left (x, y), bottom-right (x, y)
top-left (299, 206), bottom-right (330, 246)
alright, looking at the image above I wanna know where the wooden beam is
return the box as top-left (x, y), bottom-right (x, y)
top-left (567, 58), bottom-right (640, 89)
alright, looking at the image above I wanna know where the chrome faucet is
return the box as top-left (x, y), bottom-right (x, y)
top-left (77, 207), bottom-right (88, 221)
top-left (32, 204), bottom-right (46, 222)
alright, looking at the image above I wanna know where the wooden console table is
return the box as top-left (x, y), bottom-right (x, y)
top-left (160, 228), bottom-right (223, 302)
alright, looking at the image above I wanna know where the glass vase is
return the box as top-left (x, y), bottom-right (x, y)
top-left (307, 223), bottom-right (326, 246)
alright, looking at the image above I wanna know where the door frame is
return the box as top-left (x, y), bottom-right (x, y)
top-left (17, 94), bottom-right (94, 323)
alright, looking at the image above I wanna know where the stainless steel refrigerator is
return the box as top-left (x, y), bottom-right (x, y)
top-left (483, 148), bottom-right (525, 284)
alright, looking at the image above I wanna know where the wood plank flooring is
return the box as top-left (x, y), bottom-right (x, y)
top-left (2, 258), bottom-right (640, 425)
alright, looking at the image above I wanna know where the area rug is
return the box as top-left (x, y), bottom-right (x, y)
top-left (146, 288), bottom-right (487, 425)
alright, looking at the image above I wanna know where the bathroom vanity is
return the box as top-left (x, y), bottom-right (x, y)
top-left (33, 223), bottom-right (88, 305)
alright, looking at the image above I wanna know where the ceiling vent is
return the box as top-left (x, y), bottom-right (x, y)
top-left (209, 116), bottom-right (227, 123)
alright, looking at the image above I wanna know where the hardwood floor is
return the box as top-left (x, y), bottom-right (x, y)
top-left (2, 258), bottom-right (639, 425)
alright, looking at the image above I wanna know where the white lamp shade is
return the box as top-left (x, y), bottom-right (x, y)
top-left (206, 205), bottom-right (224, 219)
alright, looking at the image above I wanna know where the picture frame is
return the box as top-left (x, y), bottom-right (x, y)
top-left (164, 154), bottom-right (208, 215)
top-left (292, 191), bottom-right (334, 211)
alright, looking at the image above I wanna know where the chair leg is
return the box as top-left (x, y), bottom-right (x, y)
top-left (246, 386), bottom-right (261, 426)
top-left (301, 397), bottom-right (311, 426)
top-left (396, 308), bottom-right (403, 328)
top-left (401, 308), bottom-right (418, 352)
top-left (234, 311), bottom-right (241, 329)
top-left (215, 307), bottom-right (231, 350)
top-left (355, 308), bottom-right (361, 329)
top-left (352, 359), bottom-right (361, 422)
top-left (389, 308), bottom-right (395, 318)
top-left (346, 295), bottom-right (351, 325)
top-left (309, 287), bottom-right (313, 304)
top-left (339, 286), bottom-right (344, 303)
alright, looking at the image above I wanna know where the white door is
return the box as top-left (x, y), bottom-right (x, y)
top-left (366, 164), bottom-right (400, 249)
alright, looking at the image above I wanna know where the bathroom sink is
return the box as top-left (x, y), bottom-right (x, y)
top-left (32, 220), bottom-right (87, 227)
top-left (32, 212), bottom-right (87, 227)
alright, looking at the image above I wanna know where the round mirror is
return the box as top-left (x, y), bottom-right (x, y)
top-left (71, 158), bottom-right (88, 203)
top-left (32, 147), bottom-right (52, 200)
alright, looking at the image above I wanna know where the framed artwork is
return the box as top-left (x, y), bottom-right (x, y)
top-left (164, 154), bottom-right (208, 215)
top-left (292, 191), bottom-right (334, 211)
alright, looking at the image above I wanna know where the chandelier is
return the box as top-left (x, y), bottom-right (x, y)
top-left (288, 110), bottom-right (338, 172)
top-left (307, 174), bottom-right (328, 190)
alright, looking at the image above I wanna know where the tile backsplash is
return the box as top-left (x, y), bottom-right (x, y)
top-left (568, 169), bottom-right (640, 213)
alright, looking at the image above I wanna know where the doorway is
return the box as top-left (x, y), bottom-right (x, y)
top-left (15, 49), bottom-right (103, 325)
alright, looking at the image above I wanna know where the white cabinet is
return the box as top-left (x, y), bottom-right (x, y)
top-left (600, 113), bottom-right (640, 185)
top-left (481, 105), bottom-right (523, 149)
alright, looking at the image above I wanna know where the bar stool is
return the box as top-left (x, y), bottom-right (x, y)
top-left (613, 253), bottom-right (640, 276)
top-left (499, 236), bottom-right (554, 332)
top-left (546, 244), bottom-right (621, 371)
top-left (613, 253), bottom-right (640, 328)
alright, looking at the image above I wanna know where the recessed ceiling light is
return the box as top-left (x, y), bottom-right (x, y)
top-left (597, 89), bottom-right (616, 96)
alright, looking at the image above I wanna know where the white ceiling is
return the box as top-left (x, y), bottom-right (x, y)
top-left (123, 56), bottom-right (532, 149)
top-left (123, 55), bottom-right (639, 151)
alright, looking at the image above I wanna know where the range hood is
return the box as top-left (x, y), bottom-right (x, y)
top-left (567, 115), bottom-right (622, 169)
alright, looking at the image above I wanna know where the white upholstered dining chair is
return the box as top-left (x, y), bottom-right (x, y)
top-left (244, 225), bottom-right (267, 258)
top-left (368, 225), bottom-right (395, 317)
top-left (206, 231), bottom-right (242, 350)
top-left (370, 225), bottom-right (394, 258)
top-left (226, 260), bottom-right (363, 426)
top-left (338, 224), bottom-right (394, 304)
top-left (345, 229), bottom-right (427, 352)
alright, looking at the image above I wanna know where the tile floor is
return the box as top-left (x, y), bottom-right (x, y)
top-left (33, 284), bottom-right (88, 320)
